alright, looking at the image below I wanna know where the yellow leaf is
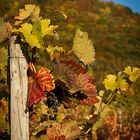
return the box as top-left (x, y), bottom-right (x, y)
top-left (46, 45), bottom-right (65, 61)
top-left (124, 66), bottom-right (140, 82)
top-left (124, 66), bottom-right (131, 75)
top-left (119, 79), bottom-right (128, 91)
top-left (72, 29), bottom-right (95, 65)
top-left (41, 19), bottom-right (59, 37)
top-left (103, 74), bottom-right (117, 91)
top-left (18, 23), bottom-right (41, 48)
top-left (15, 4), bottom-right (40, 21)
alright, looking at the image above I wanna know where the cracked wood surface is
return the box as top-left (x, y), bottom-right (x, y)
top-left (10, 36), bottom-right (29, 140)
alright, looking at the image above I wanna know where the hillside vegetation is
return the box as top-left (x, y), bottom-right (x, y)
top-left (1, 0), bottom-right (140, 88)
top-left (0, 0), bottom-right (140, 139)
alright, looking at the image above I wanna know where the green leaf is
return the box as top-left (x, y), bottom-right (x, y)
top-left (32, 20), bottom-right (44, 46)
top-left (124, 66), bottom-right (140, 82)
top-left (72, 29), bottom-right (95, 65)
top-left (18, 23), bottom-right (42, 48)
top-left (87, 65), bottom-right (94, 77)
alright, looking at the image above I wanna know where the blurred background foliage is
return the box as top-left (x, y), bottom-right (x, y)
top-left (0, 0), bottom-right (140, 139)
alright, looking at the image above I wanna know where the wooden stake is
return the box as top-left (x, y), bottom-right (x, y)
top-left (10, 36), bottom-right (29, 140)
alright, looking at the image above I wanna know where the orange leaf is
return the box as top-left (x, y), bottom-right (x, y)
top-left (26, 67), bottom-right (55, 107)
top-left (35, 67), bottom-right (55, 92)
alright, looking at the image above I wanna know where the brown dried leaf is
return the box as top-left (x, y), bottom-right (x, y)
top-left (0, 19), bottom-right (12, 42)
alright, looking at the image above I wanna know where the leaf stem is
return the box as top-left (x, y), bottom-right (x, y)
top-left (98, 91), bottom-right (117, 116)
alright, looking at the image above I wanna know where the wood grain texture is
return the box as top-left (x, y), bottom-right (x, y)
top-left (10, 36), bottom-right (29, 140)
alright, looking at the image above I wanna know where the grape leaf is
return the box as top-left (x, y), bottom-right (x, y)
top-left (27, 67), bottom-right (55, 107)
top-left (58, 62), bottom-right (98, 103)
top-left (47, 123), bottom-right (65, 140)
top-left (16, 19), bottom-right (58, 48)
top-left (41, 19), bottom-right (58, 37)
top-left (57, 61), bottom-right (87, 93)
top-left (103, 74), bottom-right (128, 92)
top-left (18, 23), bottom-right (42, 48)
top-left (61, 60), bottom-right (87, 74)
top-left (80, 97), bottom-right (99, 105)
top-left (32, 19), bottom-right (58, 44)
top-left (0, 19), bottom-right (12, 42)
top-left (35, 67), bottom-right (55, 92)
top-left (124, 66), bottom-right (140, 82)
top-left (72, 29), bottom-right (95, 65)
top-left (32, 20), bottom-right (43, 46)
top-left (80, 81), bottom-right (99, 105)
top-left (103, 74), bottom-right (117, 91)
top-left (15, 4), bottom-right (40, 22)
top-left (27, 77), bottom-right (45, 107)
top-left (117, 73), bottom-right (128, 91)
top-left (46, 45), bottom-right (65, 61)
top-left (60, 121), bottom-right (81, 139)
top-left (57, 62), bottom-right (77, 91)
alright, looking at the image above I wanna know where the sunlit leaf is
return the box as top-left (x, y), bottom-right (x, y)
top-left (35, 67), bottom-right (55, 92)
top-left (124, 66), bottom-right (140, 82)
top-left (27, 67), bottom-right (55, 107)
top-left (41, 19), bottom-right (58, 37)
top-left (32, 20), bottom-right (43, 46)
top-left (18, 23), bottom-right (42, 48)
top-left (72, 29), bottom-right (95, 65)
top-left (103, 73), bottom-right (129, 92)
top-left (103, 74), bottom-right (117, 91)
top-left (46, 45), bottom-right (65, 61)
top-left (15, 4), bottom-right (40, 21)
top-left (117, 74), bottom-right (128, 91)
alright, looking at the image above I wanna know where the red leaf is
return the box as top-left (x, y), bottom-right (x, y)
top-left (26, 67), bottom-right (55, 107)
top-left (80, 96), bottom-right (99, 105)
top-left (26, 77), bottom-right (46, 107)
top-left (62, 60), bottom-right (87, 74)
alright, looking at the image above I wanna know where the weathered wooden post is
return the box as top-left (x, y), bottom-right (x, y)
top-left (10, 36), bottom-right (29, 140)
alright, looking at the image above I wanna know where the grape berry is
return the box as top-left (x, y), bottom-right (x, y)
top-left (46, 92), bottom-right (60, 121)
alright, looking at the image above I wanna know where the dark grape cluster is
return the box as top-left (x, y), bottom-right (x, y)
top-left (46, 92), bottom-right (60, 121)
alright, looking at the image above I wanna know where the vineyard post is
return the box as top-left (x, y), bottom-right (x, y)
top-left (10, 36), bottom-right (29, 140)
